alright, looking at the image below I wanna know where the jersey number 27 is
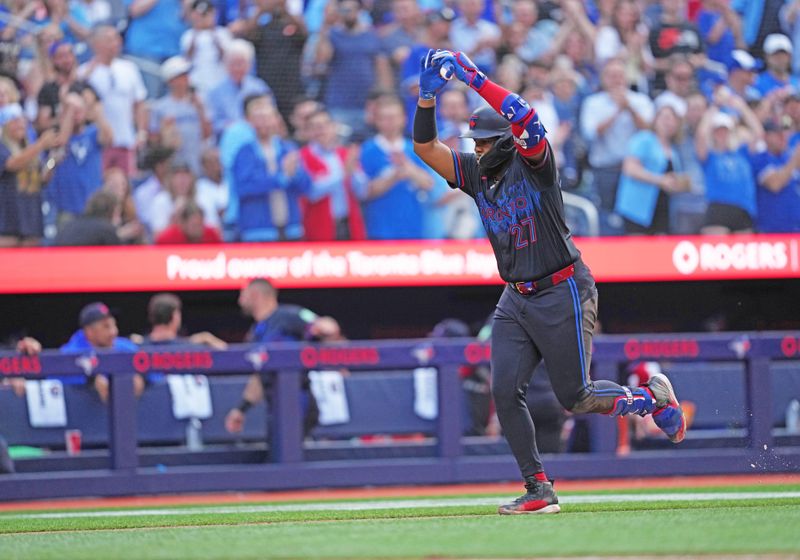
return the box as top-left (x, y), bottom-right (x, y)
top-left (510, 216), bottom-right (536, 249)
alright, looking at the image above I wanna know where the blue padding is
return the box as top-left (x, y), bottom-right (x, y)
top-left (661, 362), bottom-right (747, 429)
top-left (314, 371), bottom-right (436, 438)
top-left (770, 362), bottom-right (800, 426)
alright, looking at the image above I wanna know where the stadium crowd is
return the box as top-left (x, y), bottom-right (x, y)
top-left (0, 0), bottom-right (799, 247)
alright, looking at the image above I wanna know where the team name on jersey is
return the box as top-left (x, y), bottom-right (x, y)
top-left (480, 196), bottom-right (530, 222)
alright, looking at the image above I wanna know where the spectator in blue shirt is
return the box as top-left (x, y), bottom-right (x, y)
top-left (205, 39), bottom-right (273, 139)
top-left (750, 118), bottom-right (800, 233)
top-left (696, 0), bottom-right (746, 69)
top-left (60, 302), bottom-right (142, 403)
top-left (48, 89), bottom-right (112, 227)
top-left (615, 98), bottom-right (691, 234)
top-left (358, 95), bottom-right (434, 239)
top-left (123, 0), bottom-right (188, 97)
top-left (219, 94), bottom-right (310, 241)
top-left (695, 97), bottom-right (763, 234)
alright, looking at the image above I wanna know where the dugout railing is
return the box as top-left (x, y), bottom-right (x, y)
top-left (0, 331), bottom-right (798, 501)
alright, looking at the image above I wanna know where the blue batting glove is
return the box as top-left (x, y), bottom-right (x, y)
top-left (419, 49), bottom-right (454, 100)
top-left (432, 50), bottom-right (486, 90)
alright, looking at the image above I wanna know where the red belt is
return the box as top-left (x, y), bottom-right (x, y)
top-left (511, 263), bottom-right (576, 296)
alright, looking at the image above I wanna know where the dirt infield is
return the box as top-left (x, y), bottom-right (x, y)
top-left (2, 473), bottom-right (799, 513)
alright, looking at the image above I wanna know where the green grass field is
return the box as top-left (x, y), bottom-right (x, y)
top-left (2, 484), bottom-right (799, 559)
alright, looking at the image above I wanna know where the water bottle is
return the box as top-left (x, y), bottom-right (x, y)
top-left (186, 417), bottom-right (204, 451)
top-left (786, 399), bottom-right (800, 435)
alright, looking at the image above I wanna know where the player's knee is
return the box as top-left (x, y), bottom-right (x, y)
top-left (491, 383), bottom-right (522, 409)
top-left (565, 390), bottom-right (591, 414)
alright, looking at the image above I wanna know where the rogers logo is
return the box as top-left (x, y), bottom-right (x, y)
top-left (132, 351), bottom-right (214, 373)
top-left (464, 342), bottom-right (491, 364)
top-left (672, 240), bottom-right (789, 275)
top-left (781, 336), bottom-right (800, 357)
top-left (300, 346), bottom-right (380, 368)
top-left (0, 355), bottom-right (41, 375)
top-left (624, 338), bottom-right (700, 360)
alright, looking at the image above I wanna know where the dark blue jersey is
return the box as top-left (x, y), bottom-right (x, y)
top-left (450, 143), bottom-right (580, 282)
top-left (247, 304), bottom-right (317, 343)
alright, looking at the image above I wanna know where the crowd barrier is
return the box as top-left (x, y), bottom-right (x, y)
top-left (0, 331), bottom-right (799, 501)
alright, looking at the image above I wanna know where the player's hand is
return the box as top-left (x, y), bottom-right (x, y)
top-left (16, 337), bottom-right (41, 355)
top-left (418, 49), bottom-right (454, 100)
top-left (225, 408), bottom-right (245, 433)
top-left (432, 50), bottom-right (486, 90)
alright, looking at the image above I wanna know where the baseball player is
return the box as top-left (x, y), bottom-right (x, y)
top-left (412, 50), bottom-right (687, 514)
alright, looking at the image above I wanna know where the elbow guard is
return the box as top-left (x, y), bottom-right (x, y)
top-left (501, 94), bottom-right (547, 157)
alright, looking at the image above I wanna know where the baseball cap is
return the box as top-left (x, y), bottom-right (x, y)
top-left (461, 105), bottom-right (511, 139)
top-left (0, 103), bottom-right (23, 127)
top-left (729, 49), bottom-right (762, 72)
top-left (192, 0), bottom-right (214, 14)
top-left (161, 56), bottom-right (192, 82)
top-left (711, 112), bottom-right (735, 130)
top-left (79, 302), bottom-right (113, 328)
top-left (764, 33), bottom-right (793, 55)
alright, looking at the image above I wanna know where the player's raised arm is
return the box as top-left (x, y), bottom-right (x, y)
top-left (412, 50), bottom-right (458, 184)
top-left (433, 50), bottom-right (548, 165)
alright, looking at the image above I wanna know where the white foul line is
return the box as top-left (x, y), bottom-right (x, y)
top-left (2, 491), bottom-right (800, 520)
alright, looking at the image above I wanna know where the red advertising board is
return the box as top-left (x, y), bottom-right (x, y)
top-left (0, 235), bottom-right (798, 293)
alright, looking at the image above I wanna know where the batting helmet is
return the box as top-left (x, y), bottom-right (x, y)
top-left (461, 106), bottom-right (511, 139)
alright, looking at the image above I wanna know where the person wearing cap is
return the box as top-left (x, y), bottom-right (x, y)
top-left (616, 96), bottom-right (692, 234)
top-left (180, 0), bottom-right (232, 97)
top-left (0, 104), bottom-right (61, 248)
top-left (60, 302), bottom-right (142, 403)
top-left (148, 55), bottom-right (211, 176)
top-left (727, 49), bottom-right (763, 103)
top-left (694, 94), bottom-right (763, 234)
top-left (750, 116), bottom-right (800, 233)
top-left (755, 33), bottom-right (800, 97)
top-left (413, 49), bottom-right (687, 514)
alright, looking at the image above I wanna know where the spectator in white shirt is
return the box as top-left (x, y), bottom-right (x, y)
top-left (79, 25), bottom-right (148, 175)
top-left (580, 57), bottom-right (654, 214)
top-left (180, 0), bottom-right (233, 97)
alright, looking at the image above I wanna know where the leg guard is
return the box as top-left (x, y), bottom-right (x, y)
top-left (607, 386), bottom-right (658, 417)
